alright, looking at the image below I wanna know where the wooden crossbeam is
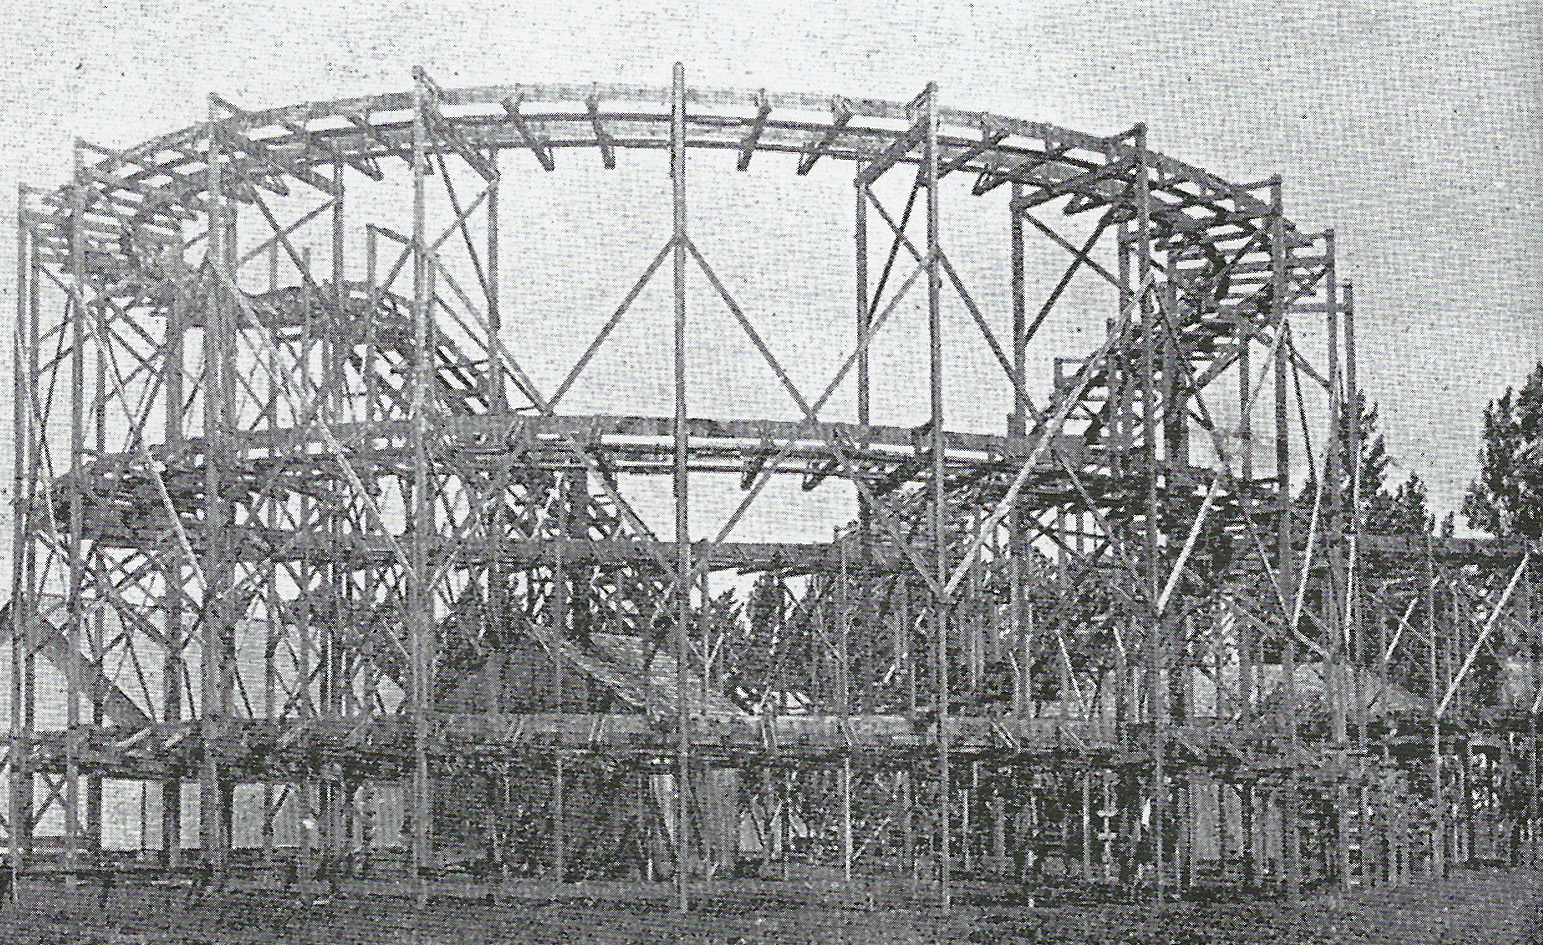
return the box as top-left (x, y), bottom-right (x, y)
top-left (500, 95), bottom-right (556, 171)
top-left (736, 90), bottom-right (772, 171)
top-left (856, 117), bottom-right (926, 186)
top-left (796, 97), bottom-right (852, 175)
top-left (421, 98), bottom-right (497, 181)
top-left (29, 714), bottom-right (1383, 777)
top-left (976, 141), bottom-right (1077, 196)
top-left (75, 139), bottom-right (207, 215)
top-left (0, 603), bottom-right (151, 728)
top-left (938, 117), bottom-right (1010, 177)
top-left (208, 116), bottom-right (341, 197)
top-left (274, 114), bottom-right (383, 181)
top-left (79, 168), bottom-right (196, 228)
top-left (210, 94), bottom-right (382, 182)
top-left (345, 112), bottom-right (413, 165)
top-left (587, 94), bottom-right (616, 169)
top-left (1011, 156), bottom-right (1138, 213)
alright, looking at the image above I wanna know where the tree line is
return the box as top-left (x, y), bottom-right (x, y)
top-left (1334, 361), bottom-right (1543, 542)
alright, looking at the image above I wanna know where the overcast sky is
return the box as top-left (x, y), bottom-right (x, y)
top-left (0, 0), bottom-right (1538, 527)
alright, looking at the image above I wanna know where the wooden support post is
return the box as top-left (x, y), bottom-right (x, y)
top-left (920, 80), bottom-right (953, 912)
top-left (1178, 775), bottom-right (1193, 891)
top-left (199, 112), bottom-right (239, 876)
top-left (65, 154), bottom-right (87, 878)
top-left (1526, 566), bottom-right (1538, 867)
top-left (1134, 124), bottom-right (1168, 899)
top-left (553, 758), bottom-right (566, 881)
top-left (903, 763), bottom-right (916, 888)
top-left (1392, 770), bottom-right (1407, 884)
top-left (409, 65), bottom-right (435, 906)
top-left (1427, 543), bottom-right (1443, 879)
top-left (670, 61), bottom-right (692, 913)
top-left (1082, 769), bottom-right (1093, 881)
top-left (1008, 183), bottom-right (1030, 718)
top-left (1459, 741), bottom-right (1471, 867)
top-left (1219, 780), bottom-right (1231, 883)
top-left (1242, 781), bottom-right (1256, 887)
top-left (991, 773), bottom-right (1006, 872)
top-left (10, 192), bottom-right (37, 885)
top-left (839, 535), bottom-right (854, 884)
top-left (1531, 692), bottom-right (1539, 868)
top-left (782, 769), bottom-right (793, 883)
top-left (1270, 178), bottom-right (1300, 900)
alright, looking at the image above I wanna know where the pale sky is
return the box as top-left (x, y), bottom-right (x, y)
top-left (0, 0), bottom-right (1538, 530)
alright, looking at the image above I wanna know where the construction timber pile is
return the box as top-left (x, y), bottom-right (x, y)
top-left (7, 65), bottom-right (1541, 910)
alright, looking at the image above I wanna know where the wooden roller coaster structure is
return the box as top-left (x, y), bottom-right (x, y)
top-left (7, 64), bottom-right (1541, 911)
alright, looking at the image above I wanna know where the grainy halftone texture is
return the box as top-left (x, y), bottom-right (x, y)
top-left (0, 2), bottom-right (1539, 943)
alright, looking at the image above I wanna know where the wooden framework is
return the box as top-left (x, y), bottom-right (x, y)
top-left (6, 66), bottom-right (1542, 912)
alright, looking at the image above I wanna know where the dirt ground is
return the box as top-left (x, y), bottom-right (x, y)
top-left (0, 867), bottom-right (1539, 944)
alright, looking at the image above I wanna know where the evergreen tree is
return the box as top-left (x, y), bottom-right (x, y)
top-left (1304, 399), bottom-right (1432, 535)
top-left (1367, 470), bottom-right (1434, 536)
top-left (1309, 400), bottom-right (1434, 696)
top-left (1462, 361), bottom-right (1543, 539)
top-left (1459, 363), bottom-right (1542, 711)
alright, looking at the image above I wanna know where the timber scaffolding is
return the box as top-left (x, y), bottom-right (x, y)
top-left (7, 64), bottom-right (1543, 913)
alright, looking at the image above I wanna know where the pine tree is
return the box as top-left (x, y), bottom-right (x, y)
top-left (1368, 470), bottom-right (1434, 536)
top-left (1462, 361), bottom-right (1543, 539)
top-left (1305, 399), bottom-right (1432, 535)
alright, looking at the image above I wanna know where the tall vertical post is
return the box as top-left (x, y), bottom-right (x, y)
top-left (24, 192), bottom-right (40, 872)
top-left (296, 237), bottom-right (317, 877)
top-left (1345, 282), bottom-right (1365, 748)
top-left (670, 62), bottom-right (692, 914)
top-left (160, 233), bottom-right (187, 869)
top-left (326, 161), bottom-right (349, 869)
top-left (1270, 177), bottom-right (1299, 898)
top-left (473, 152), bottom-right (506, 869)
top-left (853, 171), bottom-right (873, 881)
top-left (10, 197), bottom-right (33, 884)
top-left (1524, 565), bottom-right (1536, 864)
top-left (1323, 237), bottom-right (1342, 730)
top-left (550, 495), bottom-right (569, 879)
top-left (855, 164), bottom-right (873, 711)
top-left (409, 68), bottom-right (434, 902)
top-left (65, 153), bottom-right (87, 875)
top-left (87, 306), bottom-right (106, 859)
top-left (1344, 278), bottom-right (1372, 888)
top-left (474, 166), bottom-right (500, 877)
top-left (921, 82), bottom-right (952, 911)
top-left (482, 152), bottom-right (506, 867)
top-left (260, 241), bottom-right (278, 872)
top-left (364, 227), bottom-right (380, 425)
top-left (1009, 182), bottom-right (1029, 717)
top-left (1239, 339), bottom-right (1253, 484)
top-left (839, 534), bottom-right (853, 882)
top-left (1238, 304), bottom-right (1254, 728)
top-left (486, 152), bottom-right (502, 410)
top-left (296, 239), bottom-right (317, 877)
top-left (1115, 220), bottom-right (1133, 739)
top-left (209, 100), bottom-right (240, 875)
top-left (898, 582), bottom-right (917, 885)
top-left (1427, 542), bottom-right (1443, 877)
top-left (330, 165), bottom-right (346, 414)
top-left (1526, 570), bottom-right (1538, 867)
top-left (1134, 124), bottom-right (1167, 895)
top-left (1323, 234), bottom-right (1353, 890)
top-left (856, 173), bottom-right (870, 434)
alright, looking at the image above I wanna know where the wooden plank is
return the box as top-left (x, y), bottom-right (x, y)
top-left (500, 95), bottom-right (556, 171)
